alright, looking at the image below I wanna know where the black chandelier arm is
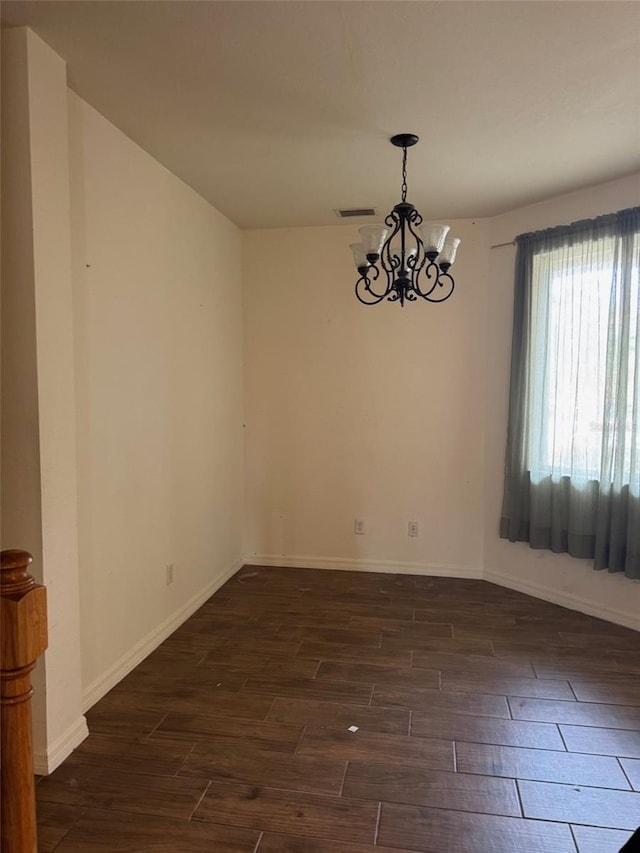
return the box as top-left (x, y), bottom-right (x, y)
top-left (404, 216), bottom-right (426, 274)
top-left (413, 259), bottom-right (439, 297)
top-left (422, 270), bottom-right (455, 303)
top-left (379, 216), bottom-right (402, 274)
top-left (354, 267), bottom-right (391, 305)
top-left (381, 214), bottom-right (401, 261)
top-left (413, 262), bottom-right (455, 303)
top-left (406, 207), bottom-right (423, 228)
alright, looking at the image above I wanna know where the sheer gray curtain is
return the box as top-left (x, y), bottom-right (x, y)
top-left (500, 207), bottom-right (640, 579)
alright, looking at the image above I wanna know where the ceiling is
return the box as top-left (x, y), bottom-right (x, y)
top-left (2, 1), bottom-right (639, 229)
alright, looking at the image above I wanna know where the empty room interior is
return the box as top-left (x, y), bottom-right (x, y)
top-left (1, 1), bottom-right (640, 851)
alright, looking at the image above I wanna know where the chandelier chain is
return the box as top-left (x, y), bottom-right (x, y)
top-left (401, 146), bottom-right (408, 203)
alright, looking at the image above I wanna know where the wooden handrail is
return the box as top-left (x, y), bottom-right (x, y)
top-left (1, 550), bottom-right (48, 853)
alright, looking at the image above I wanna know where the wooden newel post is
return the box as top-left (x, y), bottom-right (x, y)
top-left (1, 550), bottom-right (48, 853)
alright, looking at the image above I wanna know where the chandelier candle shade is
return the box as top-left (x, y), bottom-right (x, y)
top-left (350, 134), bottom-right (461, 307)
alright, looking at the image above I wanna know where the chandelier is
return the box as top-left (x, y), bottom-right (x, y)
top-left (350, 134), bottom-right (460, 307)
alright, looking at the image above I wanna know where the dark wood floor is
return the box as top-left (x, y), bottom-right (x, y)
top-left (37, 567), bottom-right (640, 852)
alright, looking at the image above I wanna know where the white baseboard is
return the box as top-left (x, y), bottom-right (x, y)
top-left (484, 567), bottom-right (640, 632)
top-left (34, 715), bottom-right (89, 775)
top-left (244, 553), bottom-right (483, 579)
top-left (81, 558), bottom-right (243, 712)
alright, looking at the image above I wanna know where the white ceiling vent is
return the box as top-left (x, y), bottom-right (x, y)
top-left (335, 208), bottom-right (377, 218)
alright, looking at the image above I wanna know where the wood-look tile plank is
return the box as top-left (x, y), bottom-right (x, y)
top-left (245, 611), bottom-right (354, 629)
top-left (559, 630), bottom-right (640, 648)
top-left (512, 612), bottom-right (627, 633)
top-left (621, 758), bottom-right (640, 791)
top-left (611, 652), bottom-right (640, 672)
top-left (296, 641), bottom-right (411, 667)
top-left (132, 646), bottom-right (208, 677)
top-left (414, 578), bottom-right (489, 596)
top-left (150, 713), bottom-right (303, 753)
top-left (268, 697), bottom-right (410, 734)
top-left (175, 638), bottom-right (302, 660)
top-left (442, 673), bottom-right (574, 700)
top-left (343, 761), bottom-right (521, 816)
top-left (412, 650), bottom-right (535, 677)
top-left (373, 685), bottom-right (511, 718)
top-left (193, 782), bottom-right (378, 845)
top-left (296, 727), bottom-right (454, 769)
top-left (411, 598), bottom-right (493, 611)
top-left (418, 593), bottom-right (520, 608)
top-left (218, 594), bottom-right (304, 613)
top-left (414, 605), bottom-right (496, 620)
top-left (174, 665), bottom-right (259, 690)
top-left (99, 683), bottom-right (275, 720)
top-left (493, 602), bottom-right (583, 619)
top-left (52, 808), bottom-right (260, 852)
top-left (534, 662), bottom-right (636, 680)
top-left (214, 602), bottom-right (355, 628)
top-left (328, 601), bottom-right (417, 621)
top-left (452, 624), bottom-right (564, 642)
top-left (119, 666), bottom-right (249, 693)
top-left (276, 626), bottom-right (382, 646)
top-left (179, 744), bottom-right (346, 795)
top-left (356, 574), bottom-right (417, 594)
top-left (377, 803), bottom-right (576, 852)
top-left (331, 591), bottom-right (411, 607)
top-left (166, 625), bottom-right (282, 649)
top-left (69, 733), bottom-right (194, 776)
top-left (172, 612), bottom-right (267, 633)
top-left (455, 741), bottom-right (630, 788)
top-left (493, 640), bottom-right (619, 665)
top-left (202, 653), bottom-right (318, 679)
top-left (242, 675), bottom-right (373, 705)
top-left (36, 766), bottom-right (209, 821)
top-left (36, 803), bottom-right (83, 853)
top-left (227, 568), bottom-right (287, 586)
top-left (581, 658), bottom-right (640, 677)
top-left (348, 615), bottom-right (452, 637)
top-left (83, 706), bottom-right (166, 739)
top-left (432, 615), bottom-right (523, 631)
top-left (257, 834), bottom-right (415, 853)
top-left (518, 779), bottom-right (640, 829)
top-left (560, 725), bottom-right (640, 759)
top-left (220, 588), bottom-right (346, 607)
top-left (571, 825), bottom-right (635, 853)
top-left (316, 661), bottom-right (440, 690)
top-left (382, 635), bottom-right (495, 655)
top-left (570, 680), bottom-right (640, 707)
top-left (518, 615), bottom-right (620, 631)
top-left (509, 696), bottom-right (640, 730)
top-left (412, 709), bottom-right (565, 750)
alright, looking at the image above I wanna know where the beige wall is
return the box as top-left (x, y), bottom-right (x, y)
top-left (1, 28), bottom-right (86, 771)
top-left (1, 30), bottom-right (44, 569)
top-left (243, 219), bottom-right (489, 576)
top-left (483, 172), bottom-right (640, 629)
top-left (2, 29), bottom-right (244, 771)
top-left (68, 93), bottom-right (244, 705)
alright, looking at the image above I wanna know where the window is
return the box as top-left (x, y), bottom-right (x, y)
top-left (500, 207), bottom-right (640, 579)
